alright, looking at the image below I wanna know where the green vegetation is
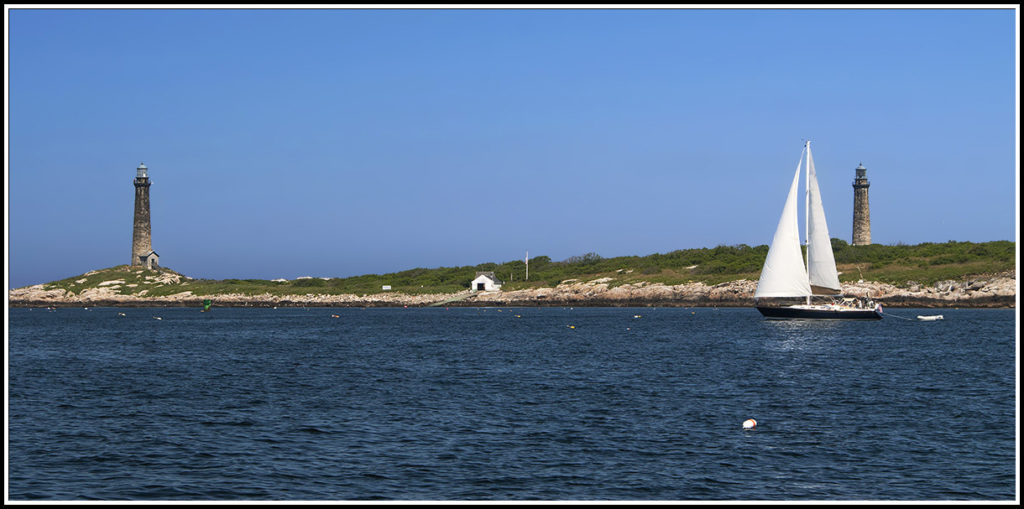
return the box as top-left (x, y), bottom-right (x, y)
top-left (36, 240), bottom-right (1015, 297)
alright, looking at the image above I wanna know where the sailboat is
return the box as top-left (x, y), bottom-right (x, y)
top-left (754, 141), bottom-right (883, 320)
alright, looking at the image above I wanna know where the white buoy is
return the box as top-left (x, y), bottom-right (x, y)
top-left (743, 418), bottom-right (757, 429)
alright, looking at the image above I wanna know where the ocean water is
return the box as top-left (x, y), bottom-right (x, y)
top-left (6, 306), bottom-right (1017, 501)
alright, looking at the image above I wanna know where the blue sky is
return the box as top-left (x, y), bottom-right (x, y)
top-left (6, 7), bottom-right (1018, 288)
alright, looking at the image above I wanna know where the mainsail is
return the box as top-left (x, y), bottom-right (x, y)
top-left (754, 148), bottom-right (813, 299)
top-left (805, 144), bottom-right (842, 294)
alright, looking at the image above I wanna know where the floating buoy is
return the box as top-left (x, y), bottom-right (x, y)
top-left (568, 325), bottom-right (575, 329)
top-left (743, 418), bottom-right (757, 429)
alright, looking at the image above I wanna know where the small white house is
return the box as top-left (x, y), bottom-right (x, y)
top-left (471, 271), bottom-right (503, 292)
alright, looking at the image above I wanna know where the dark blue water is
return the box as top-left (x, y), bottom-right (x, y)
top-left (7, 306), bottom-right (1017, 500)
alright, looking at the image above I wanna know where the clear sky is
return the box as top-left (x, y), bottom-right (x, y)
top-left (5, 7), bottom-right (1019, 289)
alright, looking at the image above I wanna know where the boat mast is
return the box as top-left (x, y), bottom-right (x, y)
top-left (804, 140), bottom-right (811, 306)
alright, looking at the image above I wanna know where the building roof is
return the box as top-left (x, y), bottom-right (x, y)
top-left (473, 271), bottom-right (504, 283)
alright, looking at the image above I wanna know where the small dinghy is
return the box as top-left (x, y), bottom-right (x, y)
top-left (917, 315), bottom-right (944, 321)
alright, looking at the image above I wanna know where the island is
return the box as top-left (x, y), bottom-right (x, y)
top-left (7, 241), bottom-right (1016, 309)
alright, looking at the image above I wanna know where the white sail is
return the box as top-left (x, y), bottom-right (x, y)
top-left (754, 153), bottom-right (812, 299)
top-left (805, 144), bottom-right (842, 294)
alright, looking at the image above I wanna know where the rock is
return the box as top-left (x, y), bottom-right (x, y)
top-left (8, 272), bottom-right (1016, 309)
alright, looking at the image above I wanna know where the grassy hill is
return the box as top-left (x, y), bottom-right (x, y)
top-left (33, 239), bottom-right (1016, 298)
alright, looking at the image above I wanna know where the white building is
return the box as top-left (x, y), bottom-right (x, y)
top-left (471, 271), bottom-right (503, 292)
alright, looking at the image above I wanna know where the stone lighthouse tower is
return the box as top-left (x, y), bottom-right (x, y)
top-left (131, 162), bottom-right (159, 269)
top-left (852, 162), bottom-right (871, 245)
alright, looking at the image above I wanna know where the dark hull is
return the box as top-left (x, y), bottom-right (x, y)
top-left (757, 306), bottom-right (883, 320)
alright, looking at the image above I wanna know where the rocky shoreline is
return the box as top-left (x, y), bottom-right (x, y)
top-left (8, 272), bottom-right (1017, 308)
